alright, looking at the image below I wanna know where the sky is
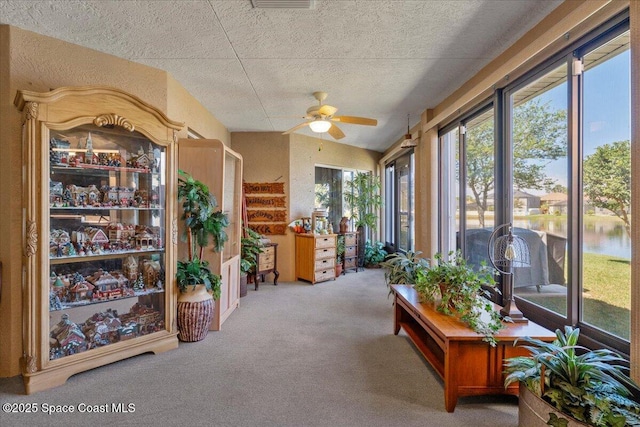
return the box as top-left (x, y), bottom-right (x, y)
top-left (526, 47), bottom-right (630, 191)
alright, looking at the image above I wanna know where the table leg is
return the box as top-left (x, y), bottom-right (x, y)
top-left (444, 341), bottom-right (458, 412)
top-left (254, 273), bottom-right (260, 291)
top-left (393, 297), bottom-right (401, 335)
top-left (273, 270), bottom-right (279, 285)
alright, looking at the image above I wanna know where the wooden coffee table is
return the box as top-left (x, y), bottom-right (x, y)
top-left (391, 284), bottom-right (555, 412)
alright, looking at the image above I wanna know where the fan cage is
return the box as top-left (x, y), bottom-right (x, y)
top-left (492, 234), bottom-right (531, 271)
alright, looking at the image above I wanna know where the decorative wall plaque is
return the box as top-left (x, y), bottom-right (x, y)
top-left (243, 182), bottom-right (284, 194)
top-left (244, 182), bottom-right (287, 235)
top-left (247, 210), bottom-right (288, 223)
top-left (245, 196), bottom-right (287, 208)
top-left (249, 224), bottom-right (288, 236)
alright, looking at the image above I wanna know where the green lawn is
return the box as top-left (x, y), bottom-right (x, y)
top-left (523, 252), bottom-right (630, 340)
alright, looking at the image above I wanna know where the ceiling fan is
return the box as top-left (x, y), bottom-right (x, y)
top-left (282, 91), bottom-right (377, 140)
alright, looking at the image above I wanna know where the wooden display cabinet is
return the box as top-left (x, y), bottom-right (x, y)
top-left (178, 138), bottom-right (243, 330)
top-left (14, 86), bottom-right (183, 394)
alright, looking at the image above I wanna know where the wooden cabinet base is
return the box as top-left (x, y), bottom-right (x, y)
top-left (391, 285), bottom-right (555, 412)
top-left (22, 332), bottom-right (178, 394)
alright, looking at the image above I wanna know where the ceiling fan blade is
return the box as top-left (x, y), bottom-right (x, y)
top-left (282, 122), bottom-right (310, 135)
top-left (327, 123), bottom-right (345, 140)
top-left (332, 116), bottom-right (377, 126)
top-left (318, 104), bottom-right (338, 117)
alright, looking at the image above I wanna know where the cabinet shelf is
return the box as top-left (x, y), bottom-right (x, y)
top-left (50, 206), bottom-right (162, 211)
top-left (50, 287), bottom-right (165, 311)
top-left (49, 248), bottom-right (164, 264)
top-left (51, 164), bottom-right (158, 176)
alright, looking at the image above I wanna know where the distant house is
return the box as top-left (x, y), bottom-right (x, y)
top-left (541, 193), bottom-right (568, 214)
top-left (583, 195), bottom-right (618, 216)
top-left (514, 190), bottom-right (540, 215)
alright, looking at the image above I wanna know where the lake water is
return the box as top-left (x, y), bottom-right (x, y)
top-left (513, 217), bottom-right (631, 259)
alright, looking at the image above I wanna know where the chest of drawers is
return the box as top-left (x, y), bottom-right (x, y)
top-left (253, 243), bottom-right (278, 290)
top-left (341, 231), bottom-right (359, 273)
top-left (295, 234), bottom-right (337, 284)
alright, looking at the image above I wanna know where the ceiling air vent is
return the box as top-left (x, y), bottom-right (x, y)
top-left (251, 0), bottom-right (315, 9)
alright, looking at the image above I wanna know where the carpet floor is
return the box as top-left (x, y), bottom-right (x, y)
top-left (0, 268), bottom-right (518, 426)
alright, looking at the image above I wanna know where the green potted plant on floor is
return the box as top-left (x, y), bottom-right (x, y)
top-left (240, 226), bottom-right (264, 296)
top-left (504, 326), bottom-right (640, 426)
top-left (380, 250), bottom-right (430, 286)
top-left (176, 169), bottom-right (229, 342)
top-left (363, 240), bottom-right (387, 268)
top-left (414, 250), bottom-right (504, 346)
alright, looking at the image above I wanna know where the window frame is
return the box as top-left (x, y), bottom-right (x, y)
top-left (436, 11), bottom-right (631, 354)
top-left (384, 149), bottom-right (415, 253)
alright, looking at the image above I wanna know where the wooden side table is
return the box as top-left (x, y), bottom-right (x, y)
top-left (253, 243), bottom-right (279, 290)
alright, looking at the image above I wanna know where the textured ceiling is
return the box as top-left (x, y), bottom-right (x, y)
top-left (0, 0), bottom-right (562, 152)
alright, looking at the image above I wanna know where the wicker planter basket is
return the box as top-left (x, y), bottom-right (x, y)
top-left (177, 284), bottom-right (214, 342)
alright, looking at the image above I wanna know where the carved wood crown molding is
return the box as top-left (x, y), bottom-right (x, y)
top-left (26, 220), bottom-right (38, 257)
top-left (24, 102), bottom-right (38, 122)
top-left (94, 114), bottom-right (135, 132)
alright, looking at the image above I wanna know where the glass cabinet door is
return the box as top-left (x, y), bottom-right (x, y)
top-left (222, 150), bottom-right (241, 261)
top-left (48, 124), bottom-right (168, 360)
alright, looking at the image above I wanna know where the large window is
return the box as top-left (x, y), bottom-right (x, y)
top-left (579, 30), bottom-right (631, 340)
top-left (384, 151), bottom-right (415, 253)
top-left (438, 16), bottom-right (631, 352)
top-left (509, 61), bottom-right (569, 317)
top-left (315, 166), bottom-right (355, 232)
top-left (439, 105), bottom-right (495, 269)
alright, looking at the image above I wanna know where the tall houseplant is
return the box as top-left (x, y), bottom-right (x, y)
top-left (344, 172), bottom-right (382, 268)
top-left (176, 170), bottom-right (229, 342)
top-left (504, 326), bottom-right (640, 427)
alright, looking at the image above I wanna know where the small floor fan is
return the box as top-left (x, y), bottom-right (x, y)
top-left (488, 223), bottom-right (530, 323)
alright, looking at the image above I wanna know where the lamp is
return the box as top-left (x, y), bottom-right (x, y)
top-left (309, 119), bottom-right (331, 133)
top-left (400, 114), bottom-right (417, 148)
top-left (488, 223), bottom-right (530, 322)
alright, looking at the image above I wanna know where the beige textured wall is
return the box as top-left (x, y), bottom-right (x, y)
top-left (230, 132), bottom-right (292, 280)
top-left (0, 25), bottom-right (20, 379)
top-left (0, 26), bottom-right (230, 377)
top-left (231, 132), bottom-right (381, 282)
top-left (167, 75), bottom-right (230, 144)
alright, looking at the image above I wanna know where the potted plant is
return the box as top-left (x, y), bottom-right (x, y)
top-left (344, 172), bottom-right (382, 267)
top-left (176, 170), bottom-right (229, 342)
top-left (364, 240), bottom-right (387, 268)
top-left (504, 326), bottom-right (640, 427)
top-left (380, 250), bottom-right (430, 286)
top-left (335, 234), bottom-right (345, 277)
top-left (240, 227), bottom-right (264, 296)
top-left (414, 250), bottom-right (504, 346)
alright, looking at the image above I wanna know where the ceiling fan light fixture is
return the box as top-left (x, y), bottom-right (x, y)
top-left (309, 119), bottom-right (331, 133)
